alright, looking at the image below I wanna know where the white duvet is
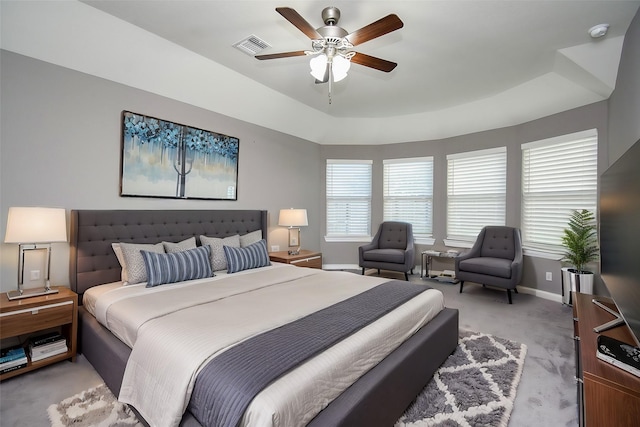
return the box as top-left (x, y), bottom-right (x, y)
top-left (84, 263), bottom-right (444, 427)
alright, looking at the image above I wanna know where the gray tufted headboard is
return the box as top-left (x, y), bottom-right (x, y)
top-left (70, 209), bottom-right (268, 297)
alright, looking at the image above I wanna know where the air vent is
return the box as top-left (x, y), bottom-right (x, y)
top-left (234, 35), bottom-right (271, 56)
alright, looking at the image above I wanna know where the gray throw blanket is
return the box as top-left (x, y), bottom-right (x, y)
top-left (188, 280), bottom-right (432, 427)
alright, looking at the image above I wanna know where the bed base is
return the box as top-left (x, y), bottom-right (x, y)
top-left (79, 305), bottom-right (458, 427)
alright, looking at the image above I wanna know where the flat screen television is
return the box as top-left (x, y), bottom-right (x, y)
top-left (599, 137), bottom-right (640, 347)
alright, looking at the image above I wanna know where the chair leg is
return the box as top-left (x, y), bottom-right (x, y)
top-left (459, 281), bottom-right (464, 293)
top-left (404, 272), bottom-right (409, 281)
top-left (507, 289), bottom-right (513, 304)
top-left (361, 268), bottom-right (365, 275)
top-left (377, 269), bottom-right (381, 275)
top-left (410, 268), bottom-right (414, 274)
top-left (514, 287), bottom-right (518, 294)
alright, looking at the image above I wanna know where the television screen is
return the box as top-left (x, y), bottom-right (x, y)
top-left (599, 138), bottom-right (640, 347)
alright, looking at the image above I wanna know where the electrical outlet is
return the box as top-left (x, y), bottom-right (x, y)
top-left (545, 272), bottom-right (552, 281)
top-left (271, 245), bottom-right (280, 252)
top-left (30, 270), bottom-right (41, 281)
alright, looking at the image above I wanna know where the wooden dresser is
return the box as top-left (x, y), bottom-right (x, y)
top-left (573, 292), bottom-right (640, 426)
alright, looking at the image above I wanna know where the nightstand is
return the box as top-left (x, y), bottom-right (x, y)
top-left (0, 286), bottom-right (78, 380)
top-left (269, 250), bottom-right (323, 269)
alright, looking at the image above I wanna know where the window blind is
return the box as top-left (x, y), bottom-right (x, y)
top-left (447, 147), bottom-right (506, 241)
top-left (326, 159), bottom-right (372, 239)
top-left (521, 129), bottom-right (598, 252)
top-left (383, 157), bottom-right (433, 239)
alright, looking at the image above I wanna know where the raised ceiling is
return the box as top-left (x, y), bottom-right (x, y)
top-left (2, 1), bottom-right (639, 144)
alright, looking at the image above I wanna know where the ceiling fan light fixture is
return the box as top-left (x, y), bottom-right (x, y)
top-left (332, 55), bottom-right (351, 82)
top-left (310, 54), bottom-right (328, 80)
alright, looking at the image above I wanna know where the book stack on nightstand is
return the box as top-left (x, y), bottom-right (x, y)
top-left (28, 332), bottom-right (68, 362)
top-left (0, 345), bottom-right (27, 375)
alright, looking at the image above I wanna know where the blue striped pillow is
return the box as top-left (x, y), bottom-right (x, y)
top-left (141, 245), bottom-right (213, 287)
top-left (223, 239), bottom-right (271, 274)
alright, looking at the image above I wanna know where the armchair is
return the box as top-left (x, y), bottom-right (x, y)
top-left (455, 226), bottom-right (523, 304)
top-left (359, 222), bottom-right (414, 281)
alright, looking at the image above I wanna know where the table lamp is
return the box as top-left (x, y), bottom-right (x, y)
top-left (278, 208), bottom-right (308, 255)
top-left (4, 207), bottom-right (67, 300)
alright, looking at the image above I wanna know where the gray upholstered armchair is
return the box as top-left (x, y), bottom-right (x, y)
top-left (455, 226), bottom-right (523, 304)
top-left (359, 221), bottom-right (414, 281)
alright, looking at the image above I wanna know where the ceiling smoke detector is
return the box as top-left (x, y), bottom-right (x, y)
top-left (588, 24), bottom-right (609, 38)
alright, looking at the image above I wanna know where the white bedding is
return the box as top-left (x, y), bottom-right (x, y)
top-left (84, 263), bottom-right (445, 427)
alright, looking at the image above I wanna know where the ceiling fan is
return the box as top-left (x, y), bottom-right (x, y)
top-left (255, 6), bottom-right (404, 102)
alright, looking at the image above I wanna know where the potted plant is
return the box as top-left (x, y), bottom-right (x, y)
top-left (561, 209), bottom-right (599, 303)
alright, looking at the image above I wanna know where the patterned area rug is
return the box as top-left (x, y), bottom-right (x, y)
top-left (396, 330), bottom-right (527, 427)
top-left (48, 331), bottom-right (525, 427)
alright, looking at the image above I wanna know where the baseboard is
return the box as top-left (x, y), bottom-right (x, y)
top-left (323, 264), bottom-right (421, 273)
top-left (517, 285), bottom-right (563, 303)
top-left (323, 264), bottom-right (563, 303)
top-left (323, 263), bottom-right (360, 271)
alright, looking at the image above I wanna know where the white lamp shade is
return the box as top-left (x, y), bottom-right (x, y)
top-left (332, 55), bottom-right (351, 82)
top-left (278, 209), bottom-right (308, 227)
top-left (310, 54), bottom-right (328, 81)
top-left (4, 207), bottom-right (67, 243)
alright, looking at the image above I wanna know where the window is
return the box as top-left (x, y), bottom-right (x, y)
top-left (521, 129), bottom-right (598, 254)
top-left (383, 157), bottom-right (434, 242)
top-left (326, 159), bottom-right (372, 241)
top-left (446, 147), bottom-right (507, 244)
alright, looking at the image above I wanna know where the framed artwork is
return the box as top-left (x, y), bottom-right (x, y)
top-left (120, 111), bottom-right (239, 200)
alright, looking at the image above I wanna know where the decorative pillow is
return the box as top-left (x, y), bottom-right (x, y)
top-left (119, 242), bottom-right (165, 285)
top-left (223, 239), bottom-right (271, 274)
top-left (200, 234), bottom-right (240, 271)
top-left (111, 243), bottom-right (129, 283)
top-left (141, 245), bottom-right (212, 287)
top-left (240, 230), bottom-right (263, 247)
top-left (163, 236), bottom-right (197, 254)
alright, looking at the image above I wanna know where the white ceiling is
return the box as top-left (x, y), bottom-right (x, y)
top-left (2, 1), bottom-right (639, 145)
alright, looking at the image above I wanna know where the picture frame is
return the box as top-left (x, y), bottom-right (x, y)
top-left (120, 111), bottom-right (239, 200)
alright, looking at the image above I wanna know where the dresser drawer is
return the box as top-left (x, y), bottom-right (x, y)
top-left (290, 255), bottom-right (322, 269)
top-left (0, 300), bottom-right (74, 339)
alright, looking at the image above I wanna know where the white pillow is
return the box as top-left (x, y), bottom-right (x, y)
top-left (119, 242), bottom-right (165, 285)
top-left (163, 236), bottom-right (197, 253)
top-left (200, 234), bottom-right (240, 271)
top-left (111, 242), bottom-right (128, 283)
top-left (240, 230), bottom-right (263, 247)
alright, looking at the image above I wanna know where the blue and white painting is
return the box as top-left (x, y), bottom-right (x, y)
top-left (120, 111), bottom-right (239, 200)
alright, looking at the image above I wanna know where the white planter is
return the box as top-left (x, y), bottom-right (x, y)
top-left (561, 267), bottom-right (594, 305)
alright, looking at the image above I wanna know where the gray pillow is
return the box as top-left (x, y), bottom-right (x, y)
top-left (240, 230), bottom-right (263, 247)
top-left (163, 236), bottom-right (197, 253)
top-left (119, 242), bottom-right (165, 284)
top-left (200, 234), bottom-right (240, 271)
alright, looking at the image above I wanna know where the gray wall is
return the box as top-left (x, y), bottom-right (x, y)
top-left (320, 101), bottom-right (608, 296)
top-left (608, 8), bottom-right (640, 163)
top-left (0, 50), bottom-right (321, 292)
top-left (1, 6), bottom-right (638, 297)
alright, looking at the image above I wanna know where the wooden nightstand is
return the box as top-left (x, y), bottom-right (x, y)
top-left (269, 250), bottom-right (323, 269)
top-left (0, 286), bottom-right (78, 380)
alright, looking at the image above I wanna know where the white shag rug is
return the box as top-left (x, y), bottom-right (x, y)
top-left (49, 330), bottom-right (526, 427)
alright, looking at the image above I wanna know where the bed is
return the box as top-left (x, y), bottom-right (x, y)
top-left (70, 209), bottom-right (459, 427)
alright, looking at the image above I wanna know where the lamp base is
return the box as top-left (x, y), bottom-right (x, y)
top-left (7, 287), bottom-right (59, 301)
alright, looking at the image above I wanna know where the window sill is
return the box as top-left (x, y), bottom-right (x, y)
top-left (324, 236), bottom-right (372, 243)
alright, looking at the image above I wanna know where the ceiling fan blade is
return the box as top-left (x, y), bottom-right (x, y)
top-left (345, 14), bottom-right (404, 46)
top-left (255, 50), bottom-right (307, 60)
top-left (276, 7), bottom-right (323, 40)
top-left (351, 52), bottom-right (398, 72)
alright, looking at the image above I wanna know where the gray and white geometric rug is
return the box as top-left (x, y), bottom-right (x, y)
top-left (396, 330), bottom-right (527, 427)
top-left (48, 330), bottom-right (525, 427)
